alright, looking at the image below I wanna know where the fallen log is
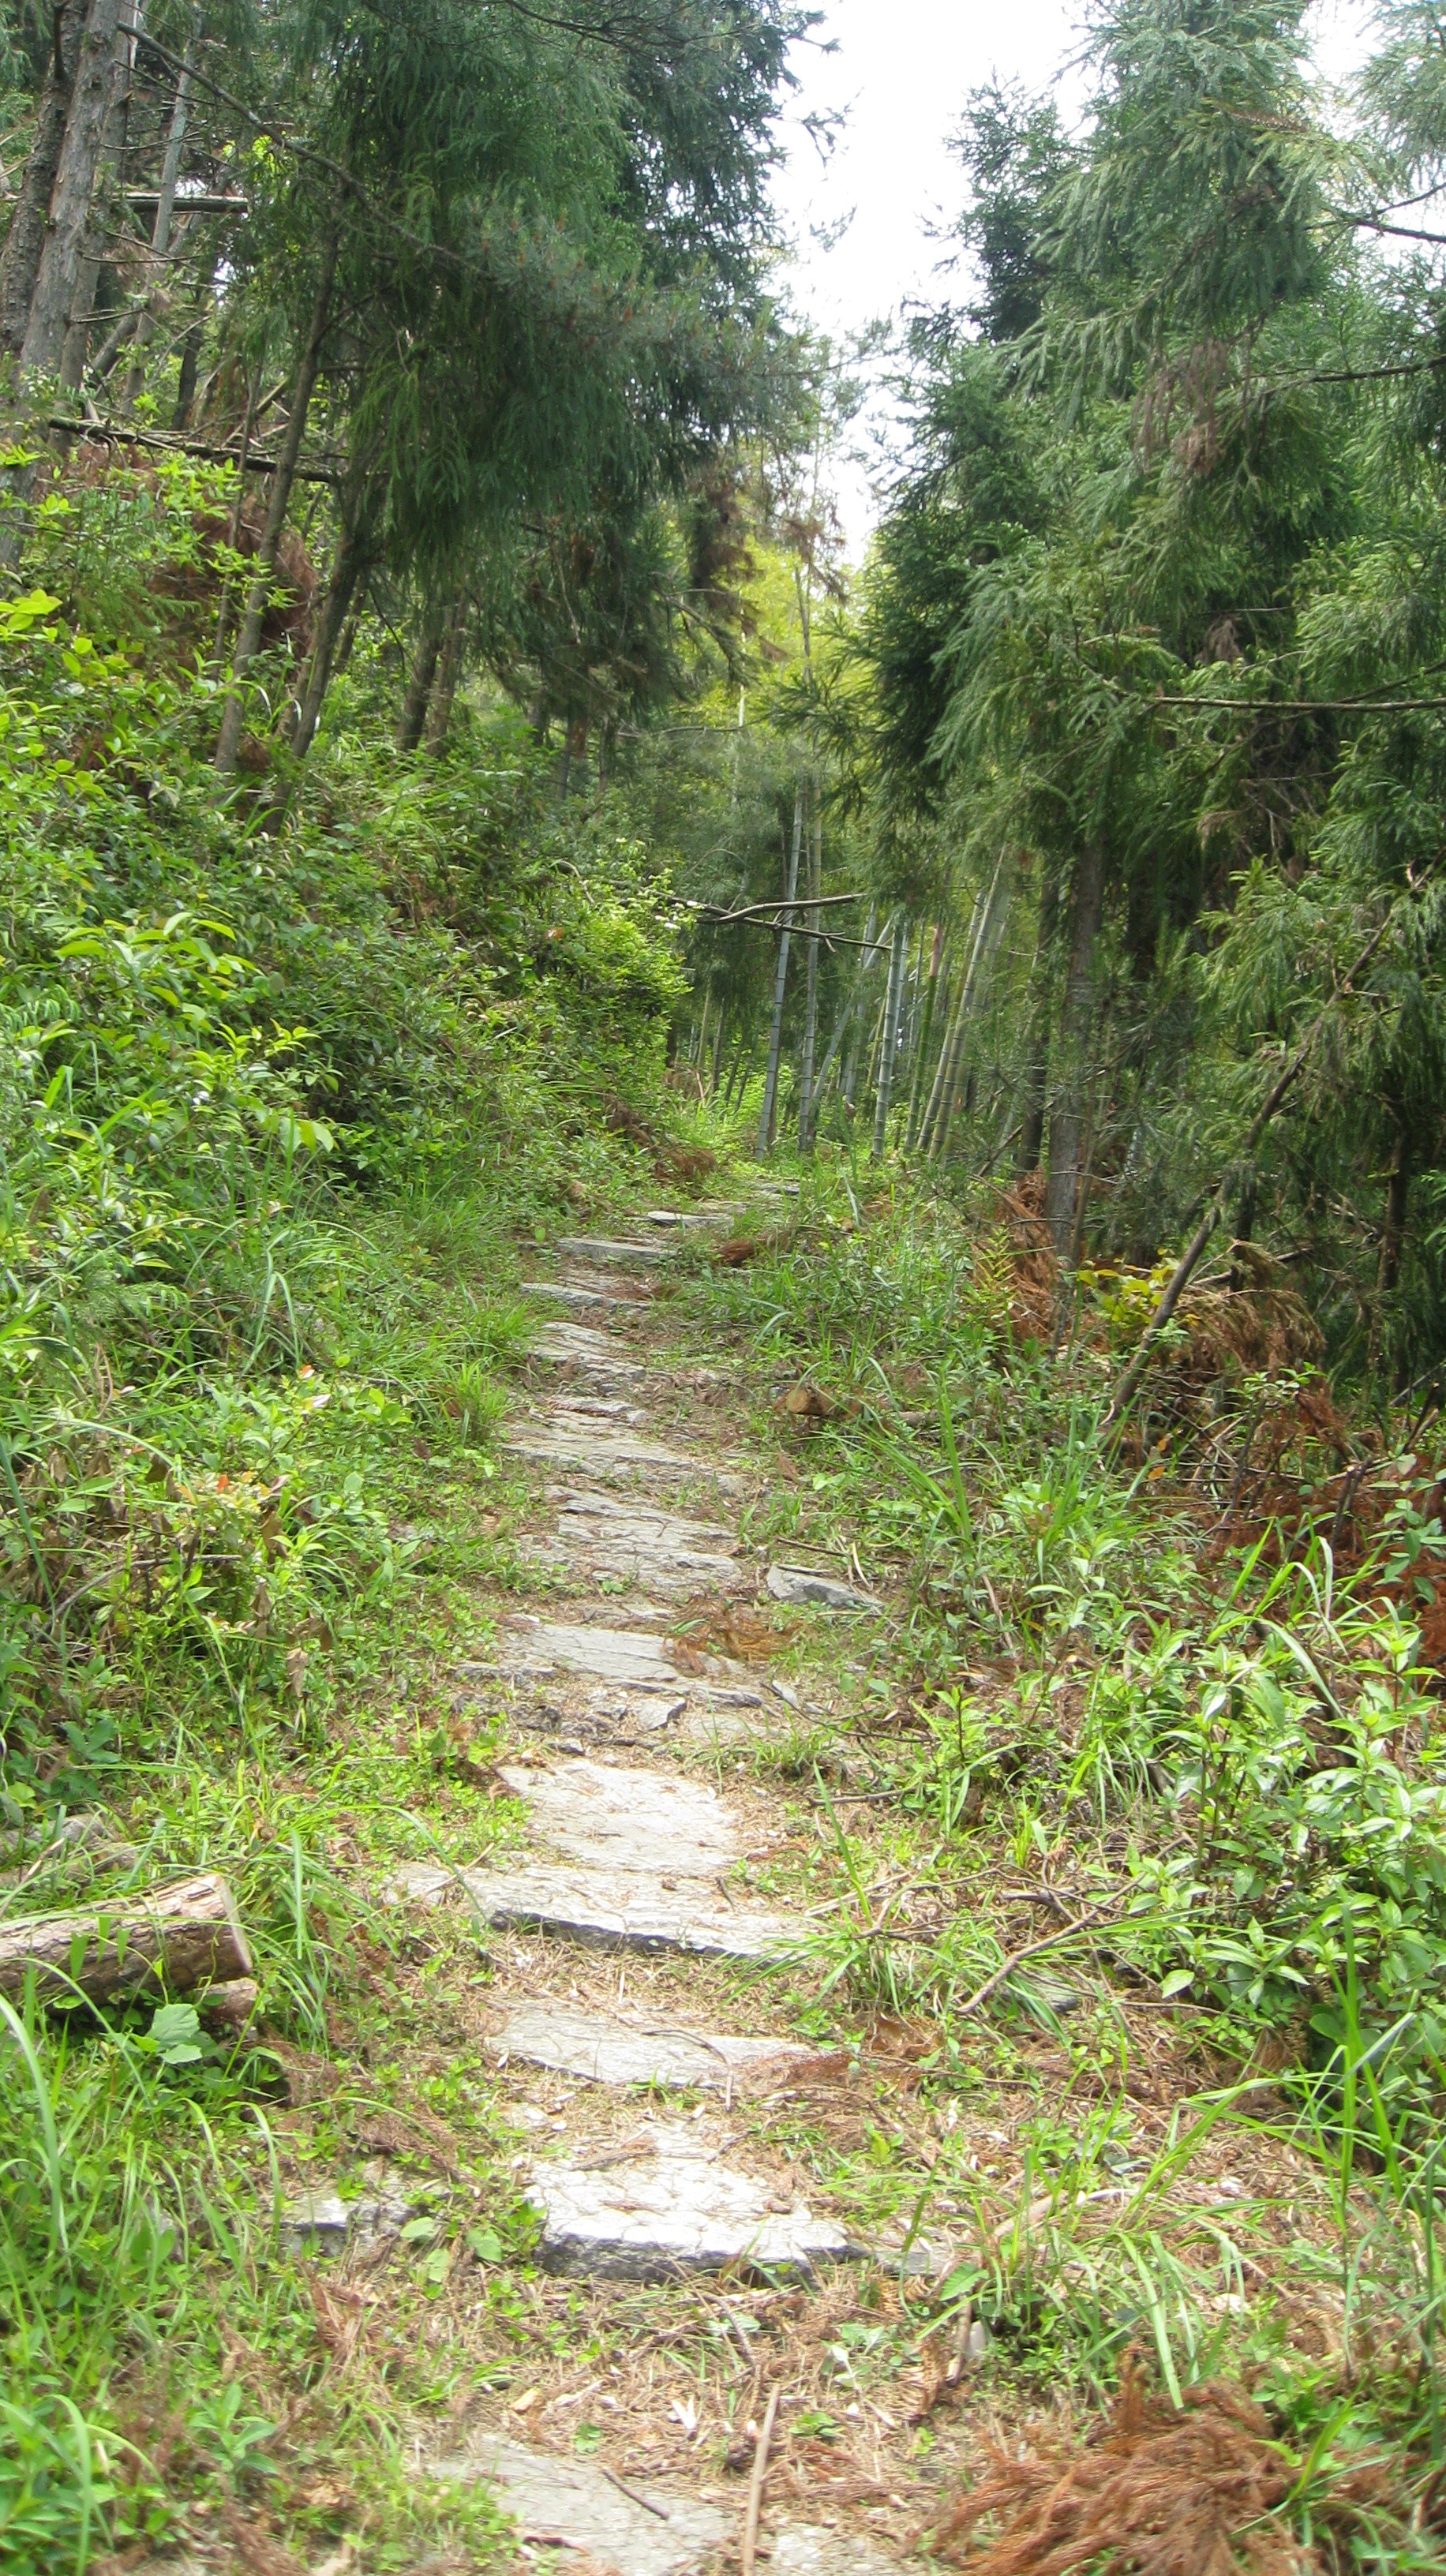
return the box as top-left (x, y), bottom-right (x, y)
top-left (0, 1871), bottom-right (253, 2005)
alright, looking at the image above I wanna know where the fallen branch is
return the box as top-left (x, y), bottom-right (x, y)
top-left (0, 1870), bottom-right (253, 2005)
top-left (953, 1897), bottom-right (1121, 2020)
top-left (740, 2383), bottom-right (781, 2576)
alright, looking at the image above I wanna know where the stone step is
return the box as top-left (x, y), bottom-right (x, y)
top-left (467, 1618), bottom-right (722, 1694)
top-left (495, 1756), bottom-right (741, 1876)
top-left (520, 1278), bottom-right (653, 1312)
top-left (391, 1859), bottom-right (795, 1959)
top-left (529, 1320), bottom-right (645, 1374)
top-left (431, 2441), bottom-right (725, 2576)
top-left (557, 1234), bottom-right (674, 1266)
top-left (540, 1489), bottom-right (744, 1593)
top-left (488, 2004), bottom-right (820, 2091)
top-left (528, 2120), bottom-right (863, 2280)
top-left (429, 2442), bottom-right (907, 2575)
top-left (504, 1414), bottom-right (736, 1482)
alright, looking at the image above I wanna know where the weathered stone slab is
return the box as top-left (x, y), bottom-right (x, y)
top-left (520, 1279), bottom-right (652, 1312)
top-left (496, 1758), bottom-right (739, 1876)
top-left (505, 1414), bottom-right (731, 1481)
top-left (767, 1565), bottom-right (882, 1612)
top-left (528, 2124), bottom-right (861, 2279)
top-left (557, 1234), bottom-right (672, 1266)
top-left (529, 1320), bottom-right (644, 1374)
top-left (391, 1859), bottom-right (794, 1960)
top-left (431, 2439), bottom-right (727, 2576)
top-left (773, 2528), bottom-right (903, 2574)
top-left (489, 2005), bottom-right (816, 2091)
top-left (491, 1619), bottom-right (686, 1689)
top-left (547, 1489), bottom-right (744, 1591)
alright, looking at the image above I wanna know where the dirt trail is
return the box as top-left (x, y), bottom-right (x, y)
top-left (404, 1198), bottom-right (932, 2573)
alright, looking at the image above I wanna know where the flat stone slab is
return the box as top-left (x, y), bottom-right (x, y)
top-left (520, 1278), bottom-right (653, 1312)
top-left (547, 1489), bottom-right (744, 1592)
top-left (529, 1320), bottom-right (644, 1374)
top-left (431, 2439), bottom-right (727, 2575)
top-left (557, 1234), bottom-right (672, 1266)
top-left (767, 1565), bottom-right (882, 1612)
top-left (528, 2123), bottom-right (860, 2279)
top-left (484, 1618), bottom-right (689, 1689)
top-left (505, 1413), bottom-right (732, 1481)
top-left (489, 2005), bottom-right (818, 2091)
top-left (391, 1859), bottom-right (795, 1960)
top-left (496, 1757), bottom-right (740, 1876)
top-left (773, 2529), bottom-right (904, 2574)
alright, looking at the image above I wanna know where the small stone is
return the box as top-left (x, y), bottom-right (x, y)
top-left (429, 2439), bottom-right (726, 2576)
top-left (766, 1566), bottom-right (882, 1612)
top-left (279, 2191), bottom-right (350, 2254)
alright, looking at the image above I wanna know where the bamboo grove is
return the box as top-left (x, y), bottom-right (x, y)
top-left (673, 0), bottom-right (1446, 1402)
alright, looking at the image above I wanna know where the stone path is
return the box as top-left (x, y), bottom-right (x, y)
top-left (398, 1210), bottom-right (923, 2572)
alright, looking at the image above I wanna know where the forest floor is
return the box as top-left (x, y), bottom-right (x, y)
top-left (103, 1179), bottom-right (1398, 2576)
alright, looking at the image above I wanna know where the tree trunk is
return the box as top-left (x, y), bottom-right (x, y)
top-left (796, 779), bottom-right (822, 1152)
top-left (17, 0), bottom-right (118, 376)
top-left (757, 785), bottom-right (803, 1156)
top-left (927, 858), bottom-right (1008, 1164)
top-left (0, 1870), bottom-right (251, 2005)
top-left (424, 586), bottom-right (469, 753)
top-left (904, 926), bottom-right (946, 1151)
top-left (0, 0), bottom-right (83, 361)
top-left (214, 229), bottom-right (339, 776)
top-left (287, 516), bottom-right (367, 761)
top-left (396, 590), bottom-right (448, 752)
top-left (842, 912), bottom-right (888, 1115)
top-left (117, 15), bottom-right (196, 416)
top-left (57, 0), bottom-right (138, 395)
top-left (872, 915), bottom-right (908, 1159)
top-left (1043, 840), bottom-right (1107, 1254)
top-left (171, 292), bottom-right (205, 426)
top-left (1015, 869), bottom-right (1061, 1177)
top-left (1369, 1117), bottom-right (1410, 1372)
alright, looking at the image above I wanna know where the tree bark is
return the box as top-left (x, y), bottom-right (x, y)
top-left (905, 925), bottom-right (946, 1151)
top-left (58, 0), bottom-right (138, 396)
top-left (117, 15), bottom-right (196, 416)
top-left (0, 1870), bottom-right (251, 2005)
top-left (424, 586), bottom-right (469, 753)
top-left (214, 229), bottom-right (339, 776)
top-left (0, 0), bottom-right (84, 361)
top-left (286, 514), bottom-right (367, 760)
top-left (1369, 1115), bottom-right (1410, 1372)
top-left (927, 859), bottom-right (1008, 1163)
top-left (1042, 840), bottom-right (1106, 1253)
top-left (14, 0), bottom-right (114, 376)
top-left (1015, 869), bottom-right (1061, 1177)
top-left (756, 785), bottom-right (803, 1156)
top-left (171, 292), bottom-right (205, 425)
top-left (872, 915), bottom-right (908, 1159)
top-left (397, 590), bottom-right (448, 752)
top-left (796, 777), bottom-right (822, 1152)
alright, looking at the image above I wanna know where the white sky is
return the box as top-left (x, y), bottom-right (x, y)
top-left (771, 0), bottom-right (1380, 556)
